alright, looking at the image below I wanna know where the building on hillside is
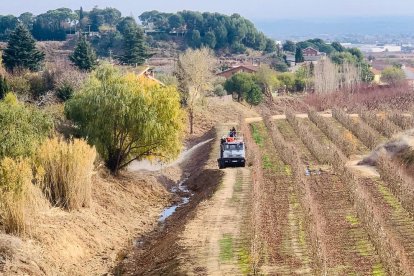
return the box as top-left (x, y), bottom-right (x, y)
top-left (216, 64), bottom-right (259, 79)
top-left (130, 66), bottom-right (164, 85)
top-left (302, 47), bottom-right (326, 61)
top-left (302, 47), bottom-right (319, 56)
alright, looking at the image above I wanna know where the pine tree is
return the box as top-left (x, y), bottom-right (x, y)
top-left (2, 24), bottom-right (45, 72)
top-left (70, 36), bottom-right (98, 71)
top-left (120, 25), bottom-right (148, 66)
top-left (0, 75), bottom-right (9, 100)
top-left (295, 48), bottom-right (304, 64)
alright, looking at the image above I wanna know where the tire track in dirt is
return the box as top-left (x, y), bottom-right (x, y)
top-left (178, 167), bottom-right (252, 275)
top-left (177, 123), bottom-right (253, 275)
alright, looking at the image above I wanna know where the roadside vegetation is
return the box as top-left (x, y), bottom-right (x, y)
top-left (0, 19), bottom-right (186, 238)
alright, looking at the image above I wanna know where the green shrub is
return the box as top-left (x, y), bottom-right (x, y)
top-left (8, 74), bottom-right (30, 96)
top-left (28, 74), bottom-right (48, 98)
top-left (56, 82), bottom-right (74, 101)
top-left (0, 93), bottom-right (53, 159)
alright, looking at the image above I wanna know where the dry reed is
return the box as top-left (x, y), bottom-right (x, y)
top-left (36, 137), bottom-right (97, 210)
top-left (0, 158), bottom-right (32, 234)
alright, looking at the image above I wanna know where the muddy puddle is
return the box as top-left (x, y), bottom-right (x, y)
top-left (128, 139), bottom-right (213, 223)
top-left (158, 177), bottom-right (193, 222)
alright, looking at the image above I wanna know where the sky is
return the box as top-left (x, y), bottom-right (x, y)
top-left (1, 0), bottom-right (414, 20)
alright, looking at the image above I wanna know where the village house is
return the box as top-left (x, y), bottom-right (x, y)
top-left (216, 64), bottom-right (259, 79)
top-left (129, 66), bottom-right (164, 85)
top-left (302, 47), bottom-right (319, 56)
top-left (301, 47), bottom-right (327, 62)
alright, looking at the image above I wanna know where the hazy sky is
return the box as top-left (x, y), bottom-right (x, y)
top-left (1, 0), bottom-right (414, 20)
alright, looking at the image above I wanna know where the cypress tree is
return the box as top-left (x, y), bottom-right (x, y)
top-left (70, 36), bottom-right (98, 71)
top-left (120, 25), bottom-right (148, 66)
top-left (79, 7), bottom-right (84, 30)
top-left (295, 48), bottom-right (304, 63)
top-left (2, 24), bottom-right (45, 72)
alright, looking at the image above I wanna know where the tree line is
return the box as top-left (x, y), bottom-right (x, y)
top-left (139, 10), bottom-right (276, 54)
top-left (0, 7), bottom-right (123, 41)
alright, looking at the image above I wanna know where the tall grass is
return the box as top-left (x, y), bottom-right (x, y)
top-left (36, 137), bottom-right (96, 210)
top-left (0, 158), bottom-right (32, 234)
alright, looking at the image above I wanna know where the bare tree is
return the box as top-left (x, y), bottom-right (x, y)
top-left (314, 58), bottom-right (361, 94)
top-left (313, 58), bottom-right (339, 94)
top-left (340, 62), bottom-right (361, 92)
top-left (175, 48), bottom-right (217, 134)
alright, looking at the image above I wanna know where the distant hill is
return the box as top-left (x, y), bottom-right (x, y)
top-left (254, 16), bottom-right (414, 41)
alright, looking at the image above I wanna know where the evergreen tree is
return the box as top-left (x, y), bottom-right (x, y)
top-left (120, 24), bottom-right (147, 66)
top-left (0, 75), bottom-right (9, 100)
top-left (309, 62), bottom-right (315, 76)
top-left (295, 48), bottom-right (304, 63)
top-left (70, 36), bottom-right (98, 71)
top-left (2, 24), bottom-right (44, 71)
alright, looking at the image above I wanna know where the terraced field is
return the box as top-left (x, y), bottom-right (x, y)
top-left (247, 110), bottom-right (414, 275)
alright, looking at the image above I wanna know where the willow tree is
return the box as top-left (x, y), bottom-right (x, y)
top-left (65, 64), bottom-right (185, 174)
top-left (175, 48), bottom-right (217, 134)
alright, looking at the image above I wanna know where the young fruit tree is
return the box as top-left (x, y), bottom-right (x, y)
top-left (65, 64), bottom-right (185, 175)
top-left (175, 48), bottom-right (217, 134)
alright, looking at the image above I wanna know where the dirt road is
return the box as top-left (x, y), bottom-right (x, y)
top-left (178, 167), bottom-right (252, 275)
top-left (117, 123), bottom-right (254, 275)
